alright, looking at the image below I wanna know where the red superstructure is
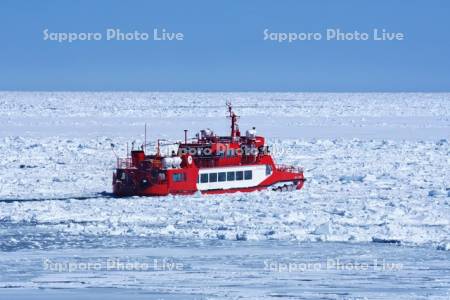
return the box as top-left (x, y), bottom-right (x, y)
top-left (113, 103), bottom-right (305, 196)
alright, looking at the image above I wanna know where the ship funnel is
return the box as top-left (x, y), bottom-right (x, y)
top-left (131, 150), bottom-right (145, 166)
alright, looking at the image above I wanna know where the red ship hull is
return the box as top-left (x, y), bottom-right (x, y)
top-left (113, 162), bottom-right (305, 197)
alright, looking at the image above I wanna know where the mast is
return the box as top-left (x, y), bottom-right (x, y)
top-left (157, 139), bottom-right (161, 157)
top-left (226, 101), bottom-right (239, 139)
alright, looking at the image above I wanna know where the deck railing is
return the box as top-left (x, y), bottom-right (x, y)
top-left (117, 157), bottom-right (133, 169)
top-left (275, 164), bottom-right (303, 174)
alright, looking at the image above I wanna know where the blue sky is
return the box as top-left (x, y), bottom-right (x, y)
top-left (1, 0), bottom-right (449, 91)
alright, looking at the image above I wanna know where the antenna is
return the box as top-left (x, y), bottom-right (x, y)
top-left (144, 123), bottom-right (147, 152)
top-left (110, 143), bottom-right (118, 158)
top-left (184, 129), bottom-right (188, 144)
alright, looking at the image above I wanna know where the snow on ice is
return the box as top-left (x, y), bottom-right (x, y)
top-left (0, 92), bottom-right (449, 299)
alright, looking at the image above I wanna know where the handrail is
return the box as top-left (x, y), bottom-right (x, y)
top-left (117, 157), bottom-right (133, 169)
top-left (275, 164), bottom-right (303, 174)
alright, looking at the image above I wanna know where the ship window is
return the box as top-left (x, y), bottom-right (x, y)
top-left (200, 173), bottom-right (208, 183)
top-left (266, 165), bottom-right (272, 175)
top-left (218, 172), bottom-right (226, 182)
top-left (236, 171), bottom-right (243, 181)
top-left (172, 173), bottom-right (185, 182)
top-left (244, 170), bottom-right (252, 180)
top-left (227, 149), bottom-right (235, 156)
top-left (209, 173), bottom-right (218, 182)
top-left (227, 171), bottom-right (235, 181)
top-left (158, 172), bottom-right (166, 182)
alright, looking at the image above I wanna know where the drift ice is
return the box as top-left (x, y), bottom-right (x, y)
top-left (113, 103), bottom-right (305, 196)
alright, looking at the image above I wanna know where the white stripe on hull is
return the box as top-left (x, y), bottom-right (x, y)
top-left (196, 165), bottom-right (270, 191)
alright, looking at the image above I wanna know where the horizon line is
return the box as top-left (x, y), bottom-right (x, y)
top-left (1, 90), bottom-right (449, 93)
